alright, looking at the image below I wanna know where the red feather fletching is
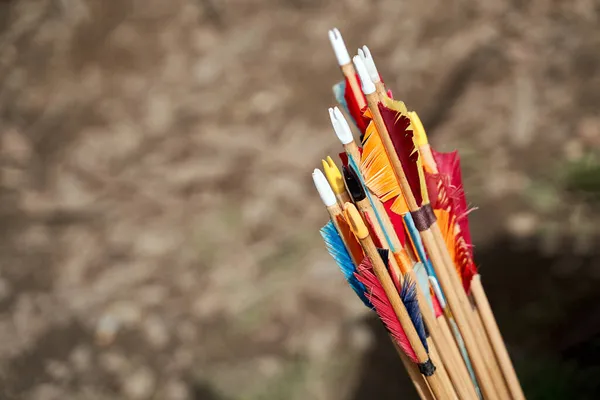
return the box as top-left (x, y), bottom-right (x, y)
top-left (430, 150), bottom-right (472, 245)
top-left (428, 149), bottom-right (477, 291)
top-left (377, 104), bottom-right (423, 207)
top-left (382, 198), bottom-right (406, 247)
top-left (339, 152), bottom-right (349, 168)
top-left (344, 75), bottom-right (370, 134)
top-left (363, 212), bottom-right (383, 249)
top-left (355, 257), bottom-right (418, 363)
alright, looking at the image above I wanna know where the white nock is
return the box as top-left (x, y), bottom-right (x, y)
top-left (360, 45), bottom-right (380, 83)
top-left (328, 107), bottom-right (354, 145)
top-left (328, 28), bottom-right (351, 66)
top-left (312, 169), bottom-right (337, 207)
top-left (353, 55), bottom-right (375, 95)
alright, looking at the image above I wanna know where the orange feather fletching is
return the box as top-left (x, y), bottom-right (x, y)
top-left (334, 214), bottom-right (365, 265)
top-left (360, 120), bottom-right (409, 214)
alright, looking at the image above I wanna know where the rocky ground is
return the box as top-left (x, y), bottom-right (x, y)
top-left (0, 0), bottom-right (599, 399)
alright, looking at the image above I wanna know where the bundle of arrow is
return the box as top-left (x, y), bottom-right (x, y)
top-left (313, 29), bottom-right (525, 400)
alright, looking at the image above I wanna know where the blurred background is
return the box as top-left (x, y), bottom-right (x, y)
top-left (0, 0), bottom-right (599, 399)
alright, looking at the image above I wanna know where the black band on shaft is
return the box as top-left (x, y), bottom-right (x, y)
top-left (423, 203), bottom-right (437, 226)
top-left (410, 204), bottom-right (437, 231)
top-left (418, 358), bottom-right (436, 377)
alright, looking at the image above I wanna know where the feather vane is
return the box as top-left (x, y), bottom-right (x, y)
top-left (360, 120), bottom-right (409, 214)
top-left (378, 100), bottom-right (423, 207)
top-left (431, 149), bottom-right (474, 247)
top-left (320, 221), bottom-right (372, 307)
top-left (427, 149), bottom-right (478, 291)
top-left (382, 198), bottom-right (406, 247)
top-left (342, 76), bottom-right (369, 133)
top-left (356, 256), bottom-right (418, 362)
top-left (414, 262), bottom-right (434, 312)
top-left (400, 273), bottom-right (429, 352)
top-left (334, 214), bottom-right (365, 264)
top-left (332, 81), bottom-right (349, 119)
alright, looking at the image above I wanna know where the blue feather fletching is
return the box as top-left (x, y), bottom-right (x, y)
top-left (414, 262), bottom-right (434, 312)
top-left (320, 221), bottom-right (372, 308)
top-left (332, 81), bottom-right (350, 119)
top-left (400, 274), bottom-right (429, 352)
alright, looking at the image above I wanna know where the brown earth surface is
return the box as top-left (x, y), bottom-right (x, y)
top-left (0, 1), bottom-right (599, 399)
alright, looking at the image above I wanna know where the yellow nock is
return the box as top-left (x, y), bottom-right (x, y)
top-left (322, 156), bottom-right (346, 195)
top-left (343, 203), bottom-right (369, 239)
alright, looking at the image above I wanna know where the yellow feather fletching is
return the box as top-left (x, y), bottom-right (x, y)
top-left (408, 111), bottom-right (428, 147)
top-left (416, 155), bottom-right (430, 205)
top-left (410, 111), bottom-right (438, 174)
top-left (382, 96), bottom-right (408, 115)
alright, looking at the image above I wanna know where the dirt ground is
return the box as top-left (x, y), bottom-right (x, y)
top-left (0, 1), bottom-right (599, 399)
